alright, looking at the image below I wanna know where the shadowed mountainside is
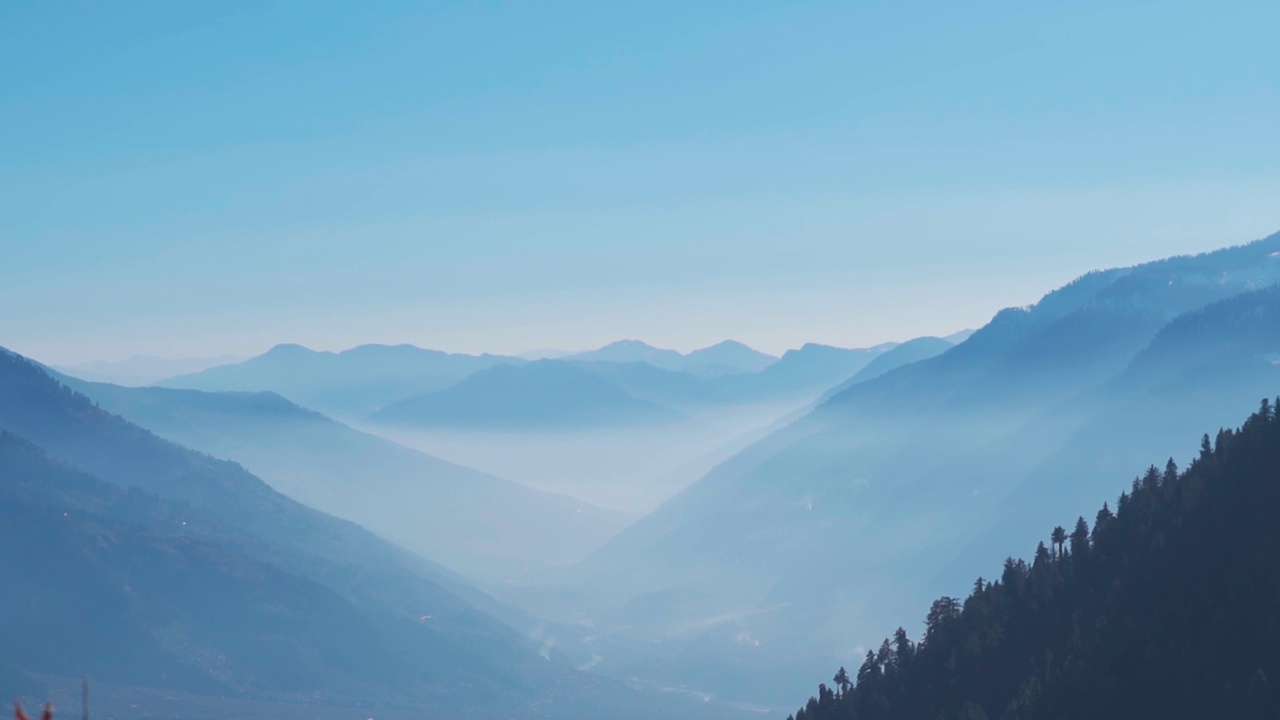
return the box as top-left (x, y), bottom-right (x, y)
top-left (787, 400), bottom-right (1280, 720)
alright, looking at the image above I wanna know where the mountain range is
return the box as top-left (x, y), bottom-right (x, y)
top-left (24, 231), bottom-right (1280, 716)
top-left (55, 375), bottom-right (632, 579)
top-left (54, 354), bottom-right (247, 386)
top-left (371, 359), bottom-right (684, 430)
top-left (159, 343), bottom-right (520, 418)
top-left (567, 340), bottom-right (778, 377)
top-left (542, 231), bottom-right (1280, 708)
top-left (150, 338), bottom-right (942, 432)
top-left (0, 348), bottom-right (701, 719)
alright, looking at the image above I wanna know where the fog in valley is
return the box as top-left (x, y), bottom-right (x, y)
top-left (365, 400), bottom-right (806, 515)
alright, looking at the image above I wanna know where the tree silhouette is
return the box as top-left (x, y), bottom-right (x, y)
top-left (1070, 516), bottom-right (1090, 558)
top-left (924, 596), bottom-right (960, 641)
top-left (1034, 541), bottom-right (1051, 566)
top-left (833, 667), bottom-right (850, 697)
top-left (1050, 525), bottom-right (1067, 558)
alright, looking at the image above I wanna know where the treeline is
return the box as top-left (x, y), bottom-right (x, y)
top-left (789, 399), bottom-right (1280, 720)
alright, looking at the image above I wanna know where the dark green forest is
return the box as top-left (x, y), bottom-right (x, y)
top-left (788, 399), bottom-right (1280, 720)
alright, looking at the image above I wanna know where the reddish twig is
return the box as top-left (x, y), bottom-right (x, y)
top-left (13, 701), bottom-right (53, 720)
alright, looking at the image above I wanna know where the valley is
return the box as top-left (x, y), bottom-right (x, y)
top-left (4, 6), bottom-right (1276, 714)
top-left (8, 231), bottom-right (1280, 717)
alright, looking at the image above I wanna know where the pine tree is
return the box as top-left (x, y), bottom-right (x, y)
top-left (1069, 516), bottom-right (1090, 558)
top-left (833, 667), bottom-right (850, 697)
top-left (1050, 526), bottom-right (1067, 558)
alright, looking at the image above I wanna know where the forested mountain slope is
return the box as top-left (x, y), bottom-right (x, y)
top-left (952, 282), bottom-right (1280, 574)
top-left (788, 399), bottom-right (1280, 720)
top-left (564, 233), bottom-right (1280, 707)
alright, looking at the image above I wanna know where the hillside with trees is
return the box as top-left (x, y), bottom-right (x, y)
top-left (786, 399), bottom-right (1280, 720)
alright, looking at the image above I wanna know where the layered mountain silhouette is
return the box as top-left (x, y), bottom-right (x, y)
top-left (958, 280), bottom-right (1280, 569)
top-left (159, 343), bottom-right (523, 417)
top-left (54, 353), bottom-right (246, 386)
top-left (567, 340), bottom-right (688, 369)
top-left (56, 377), bottom-right (631, 577)
top-left (18, 229), bottom-right (1280, 716)
top-left (844, 336), bottom-right (954, 385)
top-left (371, 360), bottom-right (684, 430)
top-left (818, 336), bottom-right (956, 400)
top-left (566, 340), bottom-right (777, 376)
top-left (681, 341), bottom-right (779, 376)
top-left (557, 231), bottom-right (1280, 708)
top-left (142, 336), bottom-right (946, 439)
top-left (0, 348), bottom-right (654, 718)
top-left (567, 360), bottom-right (736, 408)
top-left (714, 342), bottom-right (897, 401)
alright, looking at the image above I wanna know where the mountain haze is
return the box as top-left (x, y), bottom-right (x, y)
top-left (568, 340), bottom-right (687, 369)
top-left (844, 336), bottom-right (954, 385)
top-left (0, 348), bottom-right (741, 720)
top-left (55, 354), bottom-right (246, 386)
top-left (556, 232), bottom-right (1280, 707)
top-left (568, 340), bottom-right (777, 377)
top-left (372, 359), bottom-right (683, 430)
top-left (715, 342), bottom-right (895, 401)
top-left (0, 432), bottom-right (425, 700)
top-left (159, 343), bottom-right (523, 417)
top-left (682, 341), bottom-right (779, 376)
top-left (817, 336), bottom-right (957, 401)
top-left (59, 378), bottom-right (631, 577)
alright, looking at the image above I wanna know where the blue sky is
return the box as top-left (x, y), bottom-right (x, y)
top-left (2, 1), bottom-right (1278, 363)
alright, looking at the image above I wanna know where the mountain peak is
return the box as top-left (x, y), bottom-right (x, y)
top-left (568, 340), bottom-right (684, 366)
top-left (684, 340), bottom-right (777, 375)
top-left (598, 339), bottom-right (669, 352)
top-left (692, 339), bottom-right (759, 353)
top-left (264, 342), bottom-right (317, 356)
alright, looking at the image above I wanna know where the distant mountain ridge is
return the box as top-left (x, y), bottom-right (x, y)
top-left (567, 339), bottom-right (778, 376)
top-left (151, 337), bottom-right (960, 434)
top-left (159, 343), bottom-right (524, 417)
top-left (568, 340), bottom-right (686, 368)
top-left (711, 341), bottom-right (897, 401)
top-left (55, 353), bottom-right (247, 386)
top-left (372, 359), bottom-right (683, 430)
top-left (682, 341), bottom-right (780, 376)
top-left (369, 341), bottom-right (923, 429)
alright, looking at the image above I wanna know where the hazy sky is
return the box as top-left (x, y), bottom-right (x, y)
top-left (3, 1), bottom-right (1278, 364)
